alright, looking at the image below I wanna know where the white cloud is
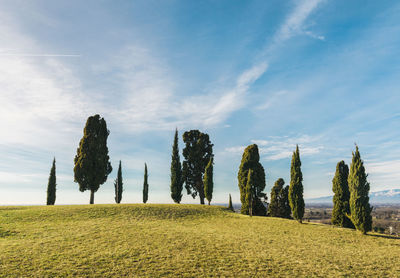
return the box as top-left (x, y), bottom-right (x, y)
top-left (224, 135), bottom-right (324, 160)
top-left (276, 0), bottom-right (324, 42)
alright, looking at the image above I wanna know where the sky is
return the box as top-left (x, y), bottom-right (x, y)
top-left (1, 0), bottom-right (400, 205)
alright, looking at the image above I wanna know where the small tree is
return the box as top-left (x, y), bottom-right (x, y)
top-left (245, 170), bottom-right (255, 217)
top-left (237, 144), bottom-right (267, 216)
top-left (203, 157), bottom-right (214, 205)
top-left (268, 178), bottom-right (284, 217)
top-left (74, 115), bottom-right (112, 204)
top-left (46, 158), bottom-right (56, 205)
top-left (114, 161), bottom-right (123, 204)
top-left (170, 129), bottom-right (183, 204)
top-left (348, 145), bottom-right (372, 234)
top-left (332, 161), bottom-right (354, 228)
top-left (182, 130), bottom-right (213, 204)
top-left (289, 145), bottom-right (305, 223)
top-left (280, 185), bottom-right (291, 219)
top-left (143, 163), bottom-right (149, 204)
top-left (228, 194), bottom-right (234, 211)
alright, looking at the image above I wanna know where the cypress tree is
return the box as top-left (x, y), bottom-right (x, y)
top-left (182, 130), bottom-right (213, 204)
top-left (114, 161), bottom-right (123, 204)
top-left (245, 169), bottom-right (254, 217)
top-left (228, 194), bottom-right (234, 211)
top-left (46, 158), bottom-right (56, 205)
top-left (143, 163), bottom-right (149, 204)
top-left (280, 185), bottom-right (291, 219)
top-left (268, 178), bottom-right (284, 217)
top-left (203, 157), bottom-right (214, 205)
top-left (348, 145), bottom-right (372, 234)
top-left (74, 115), bottom-right (112, 204)
top-left (170, 129), bottom-right (183, 204)
top-left (332, 161), bottom-right (354, 228)
top-left (289, 145), bottom-right (305, 223)
top-left (237, 144), bottom-right (267, 216)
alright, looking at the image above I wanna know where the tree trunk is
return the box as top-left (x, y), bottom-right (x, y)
top-left (208, 201), bottom-right (210, 205)
top-left (199, 195), bottom-right (205, 205)
top-left (90, 190), bottom-right (95, 204)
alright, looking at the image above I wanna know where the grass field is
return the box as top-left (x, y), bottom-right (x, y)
top-left (0, 204), bottom-right (399, 277)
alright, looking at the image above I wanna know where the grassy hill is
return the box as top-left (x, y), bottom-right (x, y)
top-left (0, 204), bottom-right (399, 277)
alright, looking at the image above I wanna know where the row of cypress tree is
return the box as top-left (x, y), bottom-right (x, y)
top-left (237, 144), bottom-right (305, 221)
top-left (331, 145), bottom-right (372, 234)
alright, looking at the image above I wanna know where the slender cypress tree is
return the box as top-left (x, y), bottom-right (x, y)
top-left (203, 157), bottom-right (214, 205)
top-left (280, 185), bottom-right (291, 219)
top-left (245, 169), bottom-right (255, 217)
top-left (228, 194), bottom-right (234, 211)
top-left (114, 161), bottom-right (123, 204)
top-left (332, 161), bottom-right (354, 228)
top-left (237, 144), bottom-right (267, 216)
top-left (74, 115), bottom-right (112, 204)
top-left (170, 129), bottom-right (183, 204)
top-left (268, 178), bottom-right (284, 217)
top-left (348, 145), bottom-right (372, 234)
top-left (46, 158), bottom-right (56, 205)
top-left (289, 145), bottom-right (305, 223)
top-left (143, 163), bottom-right (149, 204)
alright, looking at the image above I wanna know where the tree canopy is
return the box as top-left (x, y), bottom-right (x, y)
top-left (74, 114), bottom-right (112, 204)
top-left (182, 130), bottom-right (213, 204)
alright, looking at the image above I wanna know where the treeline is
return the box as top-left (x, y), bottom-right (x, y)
top-left (45, 114), bottom-right (373, 234)
top-left (235, 142), bottom-right (372, 234)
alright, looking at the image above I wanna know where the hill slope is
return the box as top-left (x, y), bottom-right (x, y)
top-left (0, 204), bottom-right (399, 277)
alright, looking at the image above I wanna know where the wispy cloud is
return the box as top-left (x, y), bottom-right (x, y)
top-left (275, 0), bottom-right (324, 43)
top-left (225, 135), bottom-right (324, 161)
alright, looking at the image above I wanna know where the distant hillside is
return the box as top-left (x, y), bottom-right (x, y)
top-left (306, 189), bottom-right (400, 205)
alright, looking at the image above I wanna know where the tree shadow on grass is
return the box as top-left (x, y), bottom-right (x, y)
top-left (367, 233), bottom-right (400, 240)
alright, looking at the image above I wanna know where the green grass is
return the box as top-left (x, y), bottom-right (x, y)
top-left (0, 204), bottom-right (399, 277)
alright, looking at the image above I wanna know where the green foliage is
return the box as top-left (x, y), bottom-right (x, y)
top-left (289, 145), bottom-right (305, 223)
top-left (203, 157), bottom-right (214, 205)
top-left (74, 115), bottom-right (112, 204)
top-left (46, 158), bottom-right (56, 205)
top-left (182, 130), bottom-right (213, 204)
top-left (268, 179), bottom-right (291, 219)
top-left (332, 161), bottom-right (354, 228)
top-left (114, 161), bottom-right (123, 204)
top-left (280, 186), bottom-right (291, 219)
top-left (237, 144), bottom-right (267, 216)
top-left (245, 169), bottom-right (255, 216)
top-left (170, 129), bottom-right (183, 204)
top-left (143, 163), bottom-right (149, 204)
top-left (228, 194), bottom-right (234, 211)
top-left (348, 146), bottom-right (372, 234)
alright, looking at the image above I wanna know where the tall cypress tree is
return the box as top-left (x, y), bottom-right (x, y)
top-left (114, 161), bottom-right (123, 204)
top-left (203, 157), bottom-right (214, 205)
top-left (46, 158), bottom-right (56, 205)
top-left (228, 194), bottom-right (234, 211)
top-left (143, 163), bottom-right (149, 204)
top-left (170, 129), bottom-right (183, 204)
top-left (268, 178), bottom-right (284, 217)
top-left (348, 145), bottom-right (372, 234)
top-left (74, 114), bottom-right (112, 204)
top-left (237, 144), bottom-right (267, 216)
top-left (289, 145), bottom-right (305, 223)
top-left (332, 161), bottom-right (354, 228)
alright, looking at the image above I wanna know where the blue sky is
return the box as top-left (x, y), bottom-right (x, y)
top-left (1, 0), bottom-right (400, 205)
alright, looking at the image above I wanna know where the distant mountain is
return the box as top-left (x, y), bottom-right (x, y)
top-left (306, 189), bottom-right (400, 205)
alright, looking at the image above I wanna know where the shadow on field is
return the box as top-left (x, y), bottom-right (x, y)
top-left (368, 233), bottom-right (400, 240)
